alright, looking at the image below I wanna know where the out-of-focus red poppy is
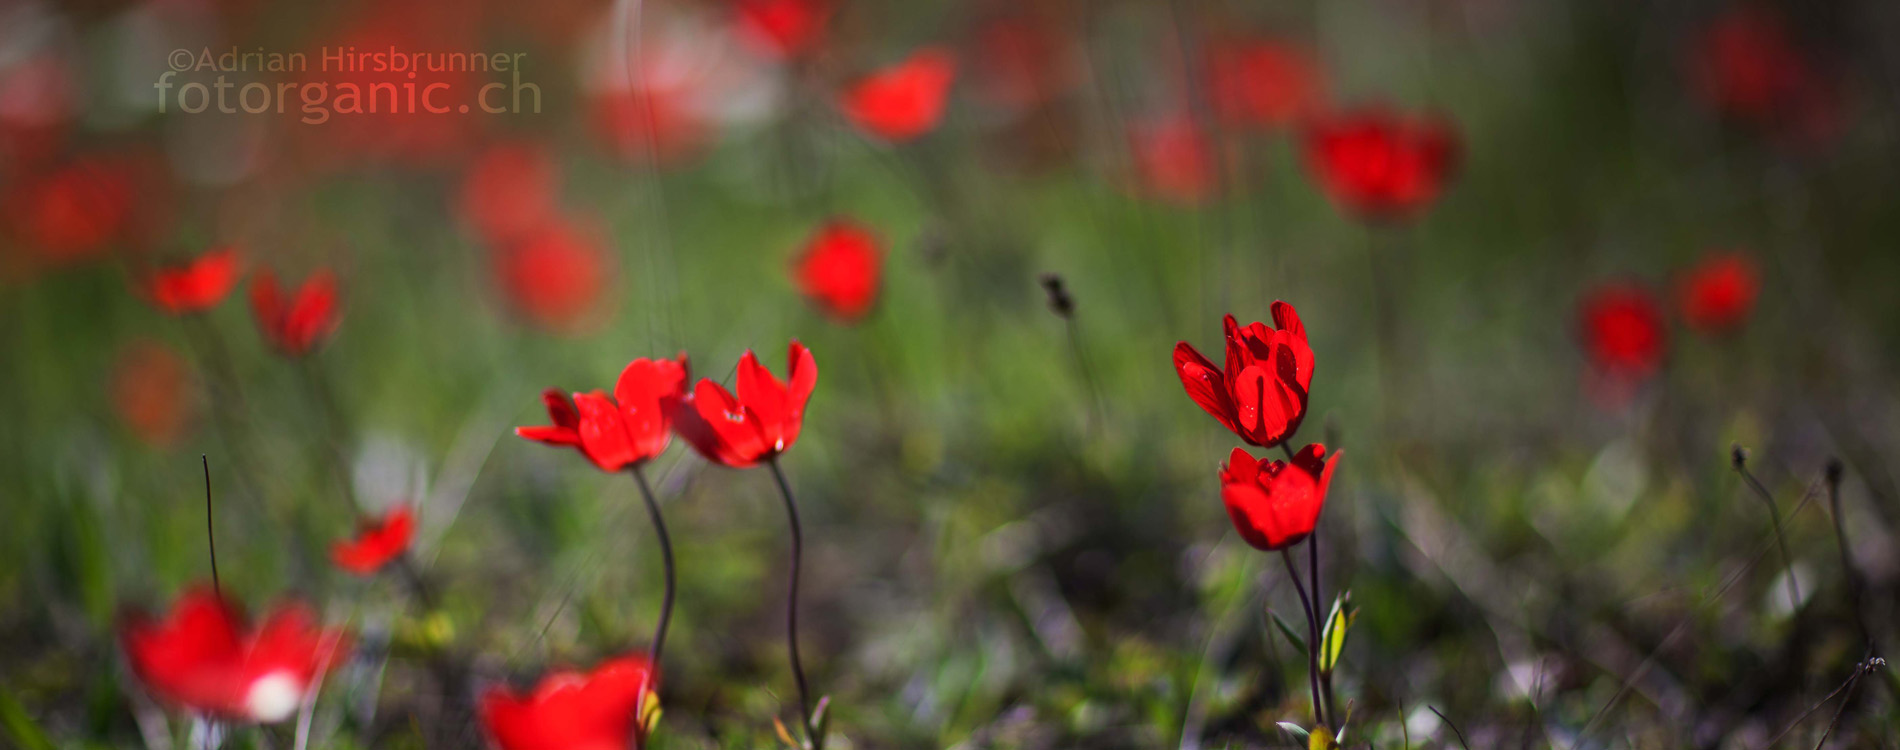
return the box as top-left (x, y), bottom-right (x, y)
top-left (1690, 6), bottom-right (1838, 143)
top-left (493, 219), bottom-right (611, 333)
top-left (970, 13), bottom-right (1073, 114)
top-left (516, 356), bottom-right (690, 472)
top-left (120, 588), bottom-right (351, 723)
top-left (673, 341), bottom-right (816, 468)
top-left (839, 48), bottom-right (958, 143)
top-left (112, 340), bottom-right (194, 447)
top-left (1577, 282), bottom-right (1667, 378)
top-left (590, 86), bottom-right (711, 167)
top-left (1678, 252), bottom-right (1759, 335)
top-left (250, 270), bottom-right (341, 357)
top-left (1130, 115), bottom-right (1217, 204)
top-left (460, 143), bottom-right (560, 247)
top-left (331, 505), bottom-right (416, 576)
top-left (792, 220), bottom-right (882, 322)
top-left (140, 247), bottom-right (243, 315)
top-left (732, 0), bottom-right (831, 60)
top-left (1303, 107), bottom-right (1459, 222)
top-left (480, 655), bottom-right (659, 750)
top-left (0, 52), bottom-right (77, 165)
top-left (6, 158), bottom-right (135, 265)
top-left (1174, 303), bottom-right (1314, 448)
top-left (287, 5), bottom-right (481, 170)
top-left (1220, 443), bottom-right (1338, 551)
top-left (1205, 37), bottom-right (1325, 130)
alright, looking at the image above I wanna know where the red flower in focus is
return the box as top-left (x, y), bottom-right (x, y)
top-left (250, 270), bottom-right (341, 357)
top-left (494, 220), bottom-right (611, 333)
top-left (141, 247), bottom-right (242, 315)
top-left (460, 143), bottom-right (560, 247)
top-left (480, 655), bottom-right (659, 750)
top-left (673, 342), bottom-right (817, 468)
top-left (112, 339), bottom-right (193, 447)
top-left (120, 588), bottom-right (351, 723)
top-left (1690, 6), bottom-right (1837, 142)
top-left (1130, 116), bottom-right (1216, 204)
top-left (1577, 282), bottom-right (1667, 378)
top-left (839, 48), bottom-right (958, 143)
top-left (792, 220), bottom-right (882, 322)
top-left (1205, 37), bottom-right (1325, 130)
top-left (1174, 303), bottom-right (1314, 448)
top-left (1303, 107), bottom-right (1459, 222)
top-left (7, 158), bottom-right (133, 264)
top-left (733, 0), bottom-right (830, 60)
top-left (330, 506), bottom-right (416, 576)
top-left (1220, 443), bottom-right (1339, 551)
top-left (517, 356), bottom-right (691, 472)
top-left (1678, 252), bottom-right (1759, 335)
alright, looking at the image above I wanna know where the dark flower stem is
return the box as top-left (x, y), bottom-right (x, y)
top-left (1311, 528), bottom-right (1338, 731)
top-left (1279, 548), bottom-right (1327, 729)
top-left (1732, 447), bottom-right (1801, 611)
top-left (767, 457), bottom-right (821, 750)
top-left (202, 455), bottom-right (219, 597)
top-left (630, 465), bottom-right (676, 667)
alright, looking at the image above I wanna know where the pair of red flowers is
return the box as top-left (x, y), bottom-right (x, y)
top-left (137, 246), bottom-right (343, 357)
top-left (120, 588), bottom-right (351, 725)
top-left (1578, 252), bottom-right (1761, 382)
top-left (1174, 302), bottom-right (1340, 551)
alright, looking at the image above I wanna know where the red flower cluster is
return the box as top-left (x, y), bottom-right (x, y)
top-left (331, 506), bottom-right (417, 576)
top-left (792, 220), bottom-right (883, 322)
top-left (1220, 444), bottom-right (1339, 551)
top-left (250, 270), bottom-right (342, 357)
top-left (1576, 252), bottom-right (1761, 386)
top-left (518, 356), bottom-right (691, 472)
top-left (1690, 6), bottom-right (1838, 143)
top-left (1173, 303), bottom-right (1314, 448)
top-left (459, 143), bottom-right (613, 333)
top-left (481, 655), bottom-right (659, 750)
top-left (1303, 107), bottom-right (1460, 222)
top-left (140, 247), bottom-right (242, 315)
top-left (839, 48), bottom-right (958, 143)
top-left (120, 588), bottom-right (350, 723)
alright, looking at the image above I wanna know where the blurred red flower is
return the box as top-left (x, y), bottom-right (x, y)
top-left (792, 220), bottom-right (882, 322)
top-left (141, 247), bottom-right (243, 315)
top-left (839, 48), bottom-right (958, 143)
top-left (1678, 252), bottom-right (1759, 335)
top-left (120, 588), bottom-right (351, 723)
top-left (1220, 443), bottom-right (1338, 551)
top-left (1690, 6), bottom-right (1838, 142)
top-left (1303, 107), bottom-right (1459, 222)
top-left (517, 356), bottom-right (691, 472)
top-left (460, 143), bottom-right (560, 247)
top-left (674, 341), bottom-right (816, 468)
top-left (111, 340), bottom-right (193, 447)
top-left (330, 505), bottom-right (416, 576)
top-left (1174, 303), bottom-right (1314, 448)
top-left (590, 85), bottom-right (711, 167)
top-left (6, 158), bottom-right (134, 265)
top-left (480, 655), bottom-right (659, 750)
top-left (250, 270), bottom-right (341, 357)
top-left (1205, 37), bottom-right (1325, 131)
top-left (1578, 282), bottom-right (1667, 378)
top-left (1130, 116), bottom-right (1216, 204)
top-left (493, 220), bottom-right (611, 333)
top-left (732, 0), bottom-right (831, 60)
top-left (970, 13), bottom-right (1073, 114)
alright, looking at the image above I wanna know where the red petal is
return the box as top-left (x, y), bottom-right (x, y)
top-left (480, 655), bottom-right (657, 750)
top-left (1173, 342), bottom-right (1239, 435)
top-left (574, 391), bottom-right (638, 471)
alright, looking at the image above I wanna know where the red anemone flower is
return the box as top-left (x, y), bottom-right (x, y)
top-left (1129, 116), bottom-right (1216, 204)
top-left (1173, 302), bottom-right (1314, 448)
top-left (839, 48), bottom-right (958, 143)
top-left (120, 588), bottom-right (351, 723)
top-left (250, 270), bottom-right (341, 357)
top-left (673, 341), bottom-right (816, 468)
top-left (494, 219), bottom-right (611, 333)
top-left (1205, 37), bottom-right (1325, 130)
top-left (330, 506), bottom-right (416, 576)
top-left (516, 356), bottom-right (691, 472)
top-left (733, 0), bottom-right (831, 60)
top-left (1689, 6), bottom-right (1837, 142)
top-left (1303, 107), bottom-right (1459, 222)
top-left (112, 339), bottom-right (194, 447)
top-left (480, 655), bottom-right (660, 750)
top-left (1678, 252), bottom-right (1759, 335)
top-left (1220, 444), bottom-right (1339, 551)
top-left (141, 247), bottom-right (242, 314)
top-left (460, 143), bottom-right (560, 247)
top-left (1577, 282), bottom-right (1667, 378)
top-left (792, 220), bottom-right (882, 322)
top-left (7, 157), bottom-right (134, 264)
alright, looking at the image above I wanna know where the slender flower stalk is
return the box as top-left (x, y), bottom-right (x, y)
top-left (202, 455), bottom-right (220, 597)
top-left (631, 465), bottom-right (677, 666)
top-left (768, 457), bottom-right (821, 750)
top-left (1279, 549), bottom-right (1326, 729)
